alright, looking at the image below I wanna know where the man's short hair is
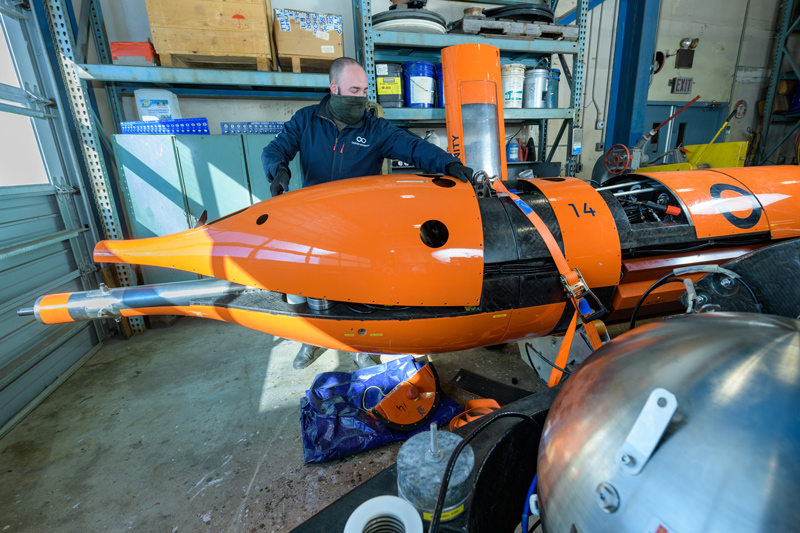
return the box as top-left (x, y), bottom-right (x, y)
top-left (329, 57), bottom-right (363, 84)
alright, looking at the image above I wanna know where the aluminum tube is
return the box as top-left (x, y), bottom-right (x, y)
top-left (31, 278), bottom-right (250, 323)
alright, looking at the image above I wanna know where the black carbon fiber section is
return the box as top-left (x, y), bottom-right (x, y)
top-left (478, 197), bottom-right (519, 264)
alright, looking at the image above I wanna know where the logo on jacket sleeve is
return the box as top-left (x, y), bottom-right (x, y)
top-left (352, 136), bottom-right (370, 147)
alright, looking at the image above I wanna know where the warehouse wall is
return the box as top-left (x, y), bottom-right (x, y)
top-left (648, 0), bottom-right (779, 150)
top-left (81, 0), bottom-right (785, 180)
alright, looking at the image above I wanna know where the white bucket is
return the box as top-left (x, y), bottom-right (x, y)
top-left (501, 63), bottom-right (526, 109)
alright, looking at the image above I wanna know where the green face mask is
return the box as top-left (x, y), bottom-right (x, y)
top-left (328, 92), bottom-right (367, 125)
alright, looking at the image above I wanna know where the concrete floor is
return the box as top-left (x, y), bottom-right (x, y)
top-left (0, 317), bottom-right (544, 532)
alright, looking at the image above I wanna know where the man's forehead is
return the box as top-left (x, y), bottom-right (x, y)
top-left (340, 64), bottom-right (367, 83)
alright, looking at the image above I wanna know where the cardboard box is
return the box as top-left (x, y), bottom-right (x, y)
top-left (134, 89), bottom-right (182, 121)
top-left (778, 79), bottom-right (798, 95)
top-left (273, 9), bottom-right (343, 60)
top-left (758, 95), bottom-right (791, 116)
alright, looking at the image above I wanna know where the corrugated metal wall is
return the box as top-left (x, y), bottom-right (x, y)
top-left (0, 5), bottom-right (107, 433)
top-left (0, 185), bottom-right (100, 430)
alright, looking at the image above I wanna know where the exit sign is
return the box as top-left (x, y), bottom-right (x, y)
top-left (672, 77), bottom-right (693, 94)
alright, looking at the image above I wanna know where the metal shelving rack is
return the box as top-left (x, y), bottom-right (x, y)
top-left (354, 0), bottom-right (588, 173)
top-left (758, 0), bottom-right (800, 164)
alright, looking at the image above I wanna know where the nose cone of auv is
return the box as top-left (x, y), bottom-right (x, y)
top-left (94, 175), bottom-right (485, 307)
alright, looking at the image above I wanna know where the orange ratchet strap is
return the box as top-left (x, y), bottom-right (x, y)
top-left (491, 179), bottom-right (605, 387)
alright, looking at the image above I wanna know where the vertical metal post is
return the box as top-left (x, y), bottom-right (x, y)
top-left (603, 0), bottom-right (661, 148)
top-left (358, 0), bottom-right (377, 102)
top-left (758, 0), bottom-right (799, 164)
top-left (88, 0), bottom-right (124, 131)
top-left (565, 0), bottom-right (587, 176)
top-left (41, 0), bottom-right (144, 334)
top-left (539, 120), bottom-right (548, 162)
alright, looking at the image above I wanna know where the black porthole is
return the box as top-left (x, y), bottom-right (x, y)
top-left (358, 329), bottom-right (367, 336)
top-left (420, 220), bottom-right (449, 248)
top-left (432, 177), bottom-right (456, 188)
top-left (256, 214), bottom-right (269, 225)
top-left (542, 177), bottom-right (566, 182)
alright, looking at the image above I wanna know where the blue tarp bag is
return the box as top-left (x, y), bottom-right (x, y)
top-left (300, 355), bottom-right (462, 463)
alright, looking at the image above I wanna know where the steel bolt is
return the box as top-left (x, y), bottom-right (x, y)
top-left (620, 454), bottom-right (635, 467)
top-left (595, 482), bottom-right (620, 513)
top-left (697, 294), bottom-right (709, 305)
top-left (720, 277), bottom-right (734, 288)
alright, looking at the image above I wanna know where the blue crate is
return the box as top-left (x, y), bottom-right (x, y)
top-left (221, 121), bottom-right (284, 135)
top-left (120, 118), bottom-right (210, 135)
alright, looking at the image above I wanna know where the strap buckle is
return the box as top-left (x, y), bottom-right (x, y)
top-left (560, 268), bottom-right (608, 322)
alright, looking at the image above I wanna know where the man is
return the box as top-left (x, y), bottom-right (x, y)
top-left (261, 57), bottom-right (473, 370)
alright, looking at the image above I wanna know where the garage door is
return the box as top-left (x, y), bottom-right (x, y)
top-left (0, 4), bottom-right (106, 434)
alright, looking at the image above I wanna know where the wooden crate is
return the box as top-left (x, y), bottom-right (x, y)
top-left (277, 54), bottom-right (336, 73)
top-left (145, 0), bottom-right (274, 71)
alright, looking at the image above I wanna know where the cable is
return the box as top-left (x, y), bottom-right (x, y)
top-left (600, 0), bottom-right (618, 123)
top-left (529, 519), bottom-right (541, 532)
top-left (346, 304), bottom-right (376, 314)
top-left (629, 274), bottom-right (686, 330)
top-left (523, 344), bottom-right (549, 387)
top-left (427, 412), bottom-right (542, 533)
top-left (525, 343), bottom-right (571, 377)
top-left (629, 267), bottom-right (763, 330)
top-left (521, 473), bottom-right (538, 533)
top-left (361, 385), bottom-right (386, 410)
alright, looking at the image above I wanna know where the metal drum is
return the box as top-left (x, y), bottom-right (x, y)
top-left (522, 68), bottom-right (549, 108)
top-left (538, 313), bottom-right (800, 533)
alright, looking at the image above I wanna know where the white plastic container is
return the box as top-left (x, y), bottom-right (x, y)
top-left (134, 89), bottom-right (182, 122)
top-left (501, 63), bottom-right (526, 109)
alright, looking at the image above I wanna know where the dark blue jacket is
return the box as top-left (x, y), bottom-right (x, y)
top-left (261, 95), bottom-right (459, 187)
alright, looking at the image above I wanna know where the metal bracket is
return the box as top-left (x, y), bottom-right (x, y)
top-left (0, 0), bottom-right (28, 20)
top-left (617, 388), bottom-right (678, 475)
top-left (26, 89), bottom-right (56, 107)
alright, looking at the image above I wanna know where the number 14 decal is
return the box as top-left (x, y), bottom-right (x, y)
top-left (568, 203), bottom-right (596, 217)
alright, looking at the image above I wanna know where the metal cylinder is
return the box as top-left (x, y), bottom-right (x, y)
top-left (397, 424), bottom-right (474, 522)
top-left (28, 278), bottom-right (249, 324)
top-left (522, 68), bottom-right (549, 109)
top-left (307, 297), bottom-right (334, 311)
top-left (538, 313), bottom-right (800, 533)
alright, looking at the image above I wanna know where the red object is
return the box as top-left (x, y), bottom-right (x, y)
top-left (665, 205), bottom-right (681, 216)
top-left (605, 144), bottom-right (631, 175)
top-left (110, 42), bottom-right (158, 62)
top-left (651, 94), bottom-right (701, 135)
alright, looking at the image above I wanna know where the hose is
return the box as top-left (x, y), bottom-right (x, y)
top-left (427, 412), bottom-right (542, 533)
top-left (521, 473), bottom-right (538, 533)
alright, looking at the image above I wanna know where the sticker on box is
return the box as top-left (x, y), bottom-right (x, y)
top-left (321, 45), bottom-right (335, 54)
top-left (315, 31), bottom-right (329, 40)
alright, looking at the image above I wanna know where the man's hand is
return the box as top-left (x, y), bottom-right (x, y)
top-left (446, 161), bottom-right (474, 183)
top-left (270, 165), bottom-right (291, 197)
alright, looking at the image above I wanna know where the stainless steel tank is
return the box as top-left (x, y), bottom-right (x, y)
top-left (538, 313), bottom-right (800, 533)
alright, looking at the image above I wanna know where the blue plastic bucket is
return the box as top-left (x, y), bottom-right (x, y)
top-left (403, 61), bottom-right (435, 108)
top-left (547, 68), bottom-right (561, 109)
top-left (435, 63), bottom-right (444, 108)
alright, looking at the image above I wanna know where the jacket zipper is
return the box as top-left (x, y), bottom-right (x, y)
top-left (331, 133), bottom-right (342, 182)
top-left (320, 114), bottom-right (341, 182)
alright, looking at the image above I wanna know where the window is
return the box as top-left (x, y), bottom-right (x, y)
top-left (0, 18), bottom-right (50, 186)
